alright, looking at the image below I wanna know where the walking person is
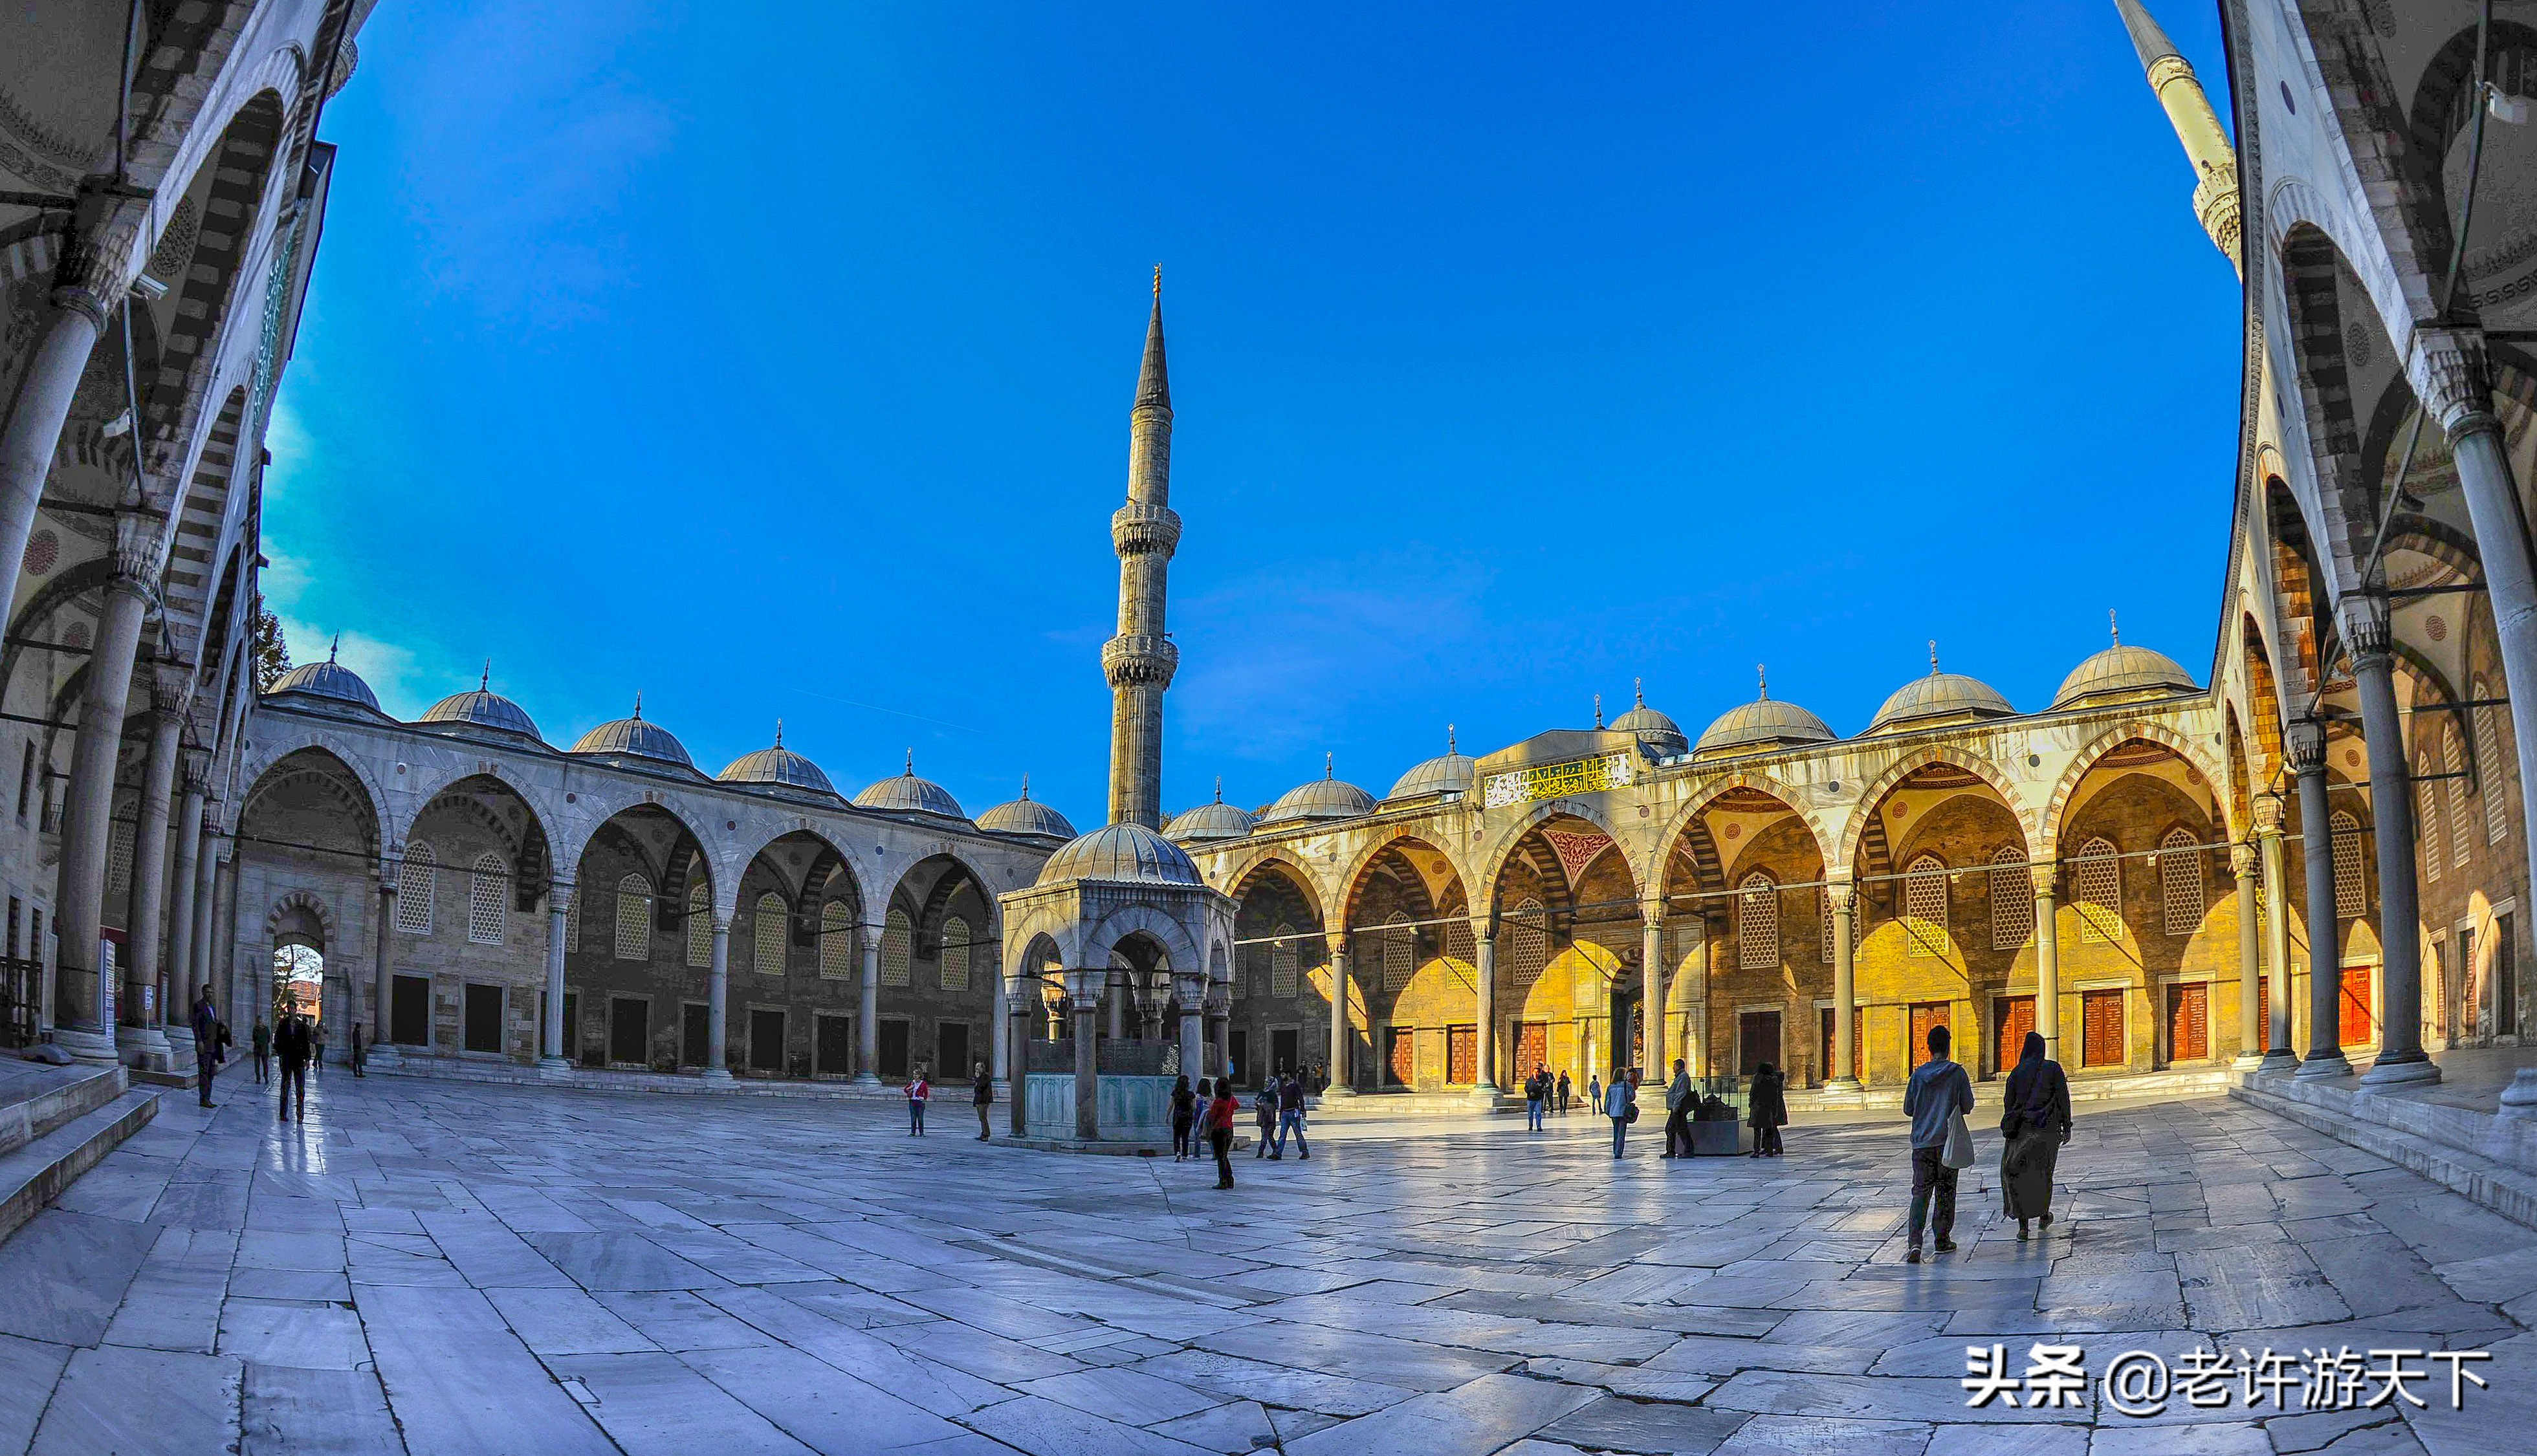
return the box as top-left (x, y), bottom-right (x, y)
top-left (1524, 1067), bottom-right (1546, 1132)
top-left (349, 1021), bottom-right (365, 1078)
top-left (311, 1024), bottom-right (324, 1076)
top-left (1253, 1079), bottom-right (1279, 1158)
top-left (906, 1065), bottom-right (930, 1135)
top-left (251, 1018), bottom-right (271, 1085)
top-left (972, 1060), bottom-right (994, 1141)
top-left (275, 1012), bottom-right (311, 1122)
top-left (1999, 1030), bottom-right (2071, 1240)
top-left (1900, 1023), bottom-right (1974, 1263)
top-left (1747, 1061), bottom-right (1788, 1157)
top-left (1170, 1074), bottom-right (1197, 1160)
top-left (1277, 1070), bottom-right (1310, 1160)
top-left (189, 987), bottom-right (219, 1110)
top-left (1556, 1069), bottom-right (1571, 1114)
top-left (1604, 1066), bottom-right (1637, 1158)
top-left (1587, 1071), bottom-right (1603, 1120)
top-left (1207, 1076), bottom-right (1239, 1188)
top-left (1662, 1058), bottom-right (1693, 1157)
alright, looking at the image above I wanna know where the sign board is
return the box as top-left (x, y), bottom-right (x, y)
top-left (98, 938), bottom-right (116, 1028)
top-left (1482, 751), bottom-right (1635, 809)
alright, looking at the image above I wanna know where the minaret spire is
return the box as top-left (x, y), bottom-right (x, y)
top-left (2112, 1), bottom-right (2240, 270)
top-left (1103, 273), bottom-right (1181, 829)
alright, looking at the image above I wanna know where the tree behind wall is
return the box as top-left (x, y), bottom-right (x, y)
top-left (250, 605), bottom-right (289, 692)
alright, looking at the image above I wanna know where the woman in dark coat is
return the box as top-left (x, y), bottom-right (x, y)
top-left (2000, 1030), bottom-right (2072, 1239)
top-left (1169, 1074), bottom-right (1198, 1162)
top-left (1745, 1063), bottom-right (1788, 1157)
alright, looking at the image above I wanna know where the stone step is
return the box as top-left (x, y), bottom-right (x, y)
top-left (0, 1085), bottom-right (158, 1246)
top-left (2232, 1071), bottom-right (2537, 1230)
top-left (0, 1061), bottom-right (127, 1160)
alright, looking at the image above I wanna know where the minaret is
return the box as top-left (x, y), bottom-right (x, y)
top-left (2114, 0), bottom-right (2241, 272)
top-left (1102, 270), bottom-right (1179, 829)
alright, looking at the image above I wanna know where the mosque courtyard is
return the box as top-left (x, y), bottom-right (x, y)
top-left (0, 1080), bottom-right (2521, 1456)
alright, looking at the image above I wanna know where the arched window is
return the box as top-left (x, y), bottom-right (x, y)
top-left (1904, 854), bottom-right (1949, 958)
top-left (820, 900), bottom-right (853, 977)
top-left (2477, 679), bottom-right (2510, 843)
top-left (1737, 873), bottom-right (1779, 970)
top-left (753, 892), bottom-right (787, 977)
top-left (397, 843), bottom-right (435, 933)
top-left (1270, 924), bottom-right (1299, 997)
top-left (1444, 916), bottom-right (1475, 966)
top-left (881, 907), bottom-right (912, 986)
top-left (2419, 752), bottom-right (2444, 884)
top-left (941, 914), bottom-right (972, 992)
top-left (685, 879), bottom-right (711, 967)
top-left (614, 874), bottom-right (653, 961)
top-left (2159, 828), bottom-right (2204, 935)
top-left (1506, 898), bottom-right (1548, 987)
top-left (1990, 845), bottom-right (2032, 950)
top-left (2331, 811), bottom-right (2367, 919)
top-left (2445, 720), bottom-right (2472, 870)
top-left (2075, 838), bottom-right (2122, 944)
top-left (1383, 913), bottom-right (1414, 990)
top-left (468, 853), bottom-right (506, 945)
top-left (107, 820), bottom-right (133, 899)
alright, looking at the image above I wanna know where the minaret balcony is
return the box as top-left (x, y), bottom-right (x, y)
top-left (1103, 633), bottom-right (1180, 688)
top-left (1112, 503), bottom-right (1182, 557)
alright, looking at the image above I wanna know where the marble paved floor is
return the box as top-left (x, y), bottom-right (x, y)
top-left (0, 1074), bottom-right (2531, 1456)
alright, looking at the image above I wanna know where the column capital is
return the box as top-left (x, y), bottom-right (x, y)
top-left (2230, 842), bottom-right (2257, 878)
top-left (2285, 717), bottom-right (2329, 774)
top-left (2254, 791), bottom-right (2287, 835)
top-left (178, 745), bottom-right (212, 795)
top-left (2407, 327), bottom-right (2501, 440)
top-left (2028, 863), bottom-right (2059, 898)
top-left (1638, 896), bottom-right (1667, 924)
top-left (2336, 594), bottom-right (2393, 666)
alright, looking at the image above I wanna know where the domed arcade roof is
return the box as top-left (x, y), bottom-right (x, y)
top-left (2052, 624), bottom-right (2197, 710)
top-left (569, 695), bottom-right (694, 769)
top-left (716, 723), bottom-right (837, 794)
top-left (1868, 647), bottom-right (2016, 734)
top-left (1696, 671), bottom-right (1834, 756)
top-left (1257, 755), bottom-right (1377, 827)
top-left (1037, 821), bottom-right (1203, 887)
top-left (1387, 728), bottom-right (1478, 800)
top-left (1608, 683), bottom-right (1687, 753)
top-left (268, 644), bottom-right (380, 714)
top-left (976, 777), bottom-right (1077, 839)
top-left (419, 666), bottom-right (540, 741)
top-left (853, 752), bottom-right (965, 819)
top-left (1166, 779), bottom-right (1257, 842)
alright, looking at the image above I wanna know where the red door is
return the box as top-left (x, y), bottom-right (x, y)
top-left (2255, 973), bottom-right (2268, 1049)
top-left (1908, 1001), bottom-right (1949, 1070)
top-left (1993, 995), bottom-right (2036, 1074)
top-left (1515, 1023), bottom-right (1548, 1081)
top-left (2339, 967), bottom-right (2374, 1045)
top-left (2166, 983), bottom-right (2208, 1062)
top-left (2081, 989), bottom-right (2125, 1068)
top-left (1447, 1025), bottom-right (1476, 1085)
top-left (1386, 1027), bottom-right (1414, 1086)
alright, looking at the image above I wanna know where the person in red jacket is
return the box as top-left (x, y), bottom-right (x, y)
top-left (905, 1065), bottom-right (930, 1136)
top-left (1206, 1077), bottom-right (1239, 1189)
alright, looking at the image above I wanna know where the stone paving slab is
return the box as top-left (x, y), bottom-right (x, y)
top-left (0, 1078), bottom-right (2529, 1454)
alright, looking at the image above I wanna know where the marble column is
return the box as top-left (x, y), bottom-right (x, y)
top-left (52, 565), bottom-right (149, 1062)
top-left (0, 266), bottom-right (112, 627)
top-left (1640, 907), bottom-right (1665, 1080)
top-left (706, 917), bottom-right (732, 1080)
top-left (1827, 881), bottom-right (1860, 1092)
top-left (1324, 940), bottom-right (1353, 1096)
top-left (1205, 989), bottom-right (1229, 1080)
top-left (540, 886), bottom-right (570, 1069)
top-left (990, 959), bottom-right (1009, 1087)
top-left (369, 871), bottom-right (399, 1067)
top-left (162, 756), bottom-right (207, 1067)
top-left (1473, 922), bottom-right (1498, 1093)
top-left (119, 699), bottom-right (182, 1064)
top-left (1106, 969), bottom-right (1127, 1041)
top-left (186, 823), bottom-right (219, 1025)
top-left (2291, 721), bottom-right (2351, 1078)
top-left (2344, 600), bottom-right (2437, 1085)
top-left (854, 924), bottom-right (881, 1084)
top-left (1176, 971), bottom-right (1204, 1081)
top-left (1069, 970), bottom-right (1101, 1140)
top-left (215, 847), bottom-right (239, 1025)
top-left (2258, 803), bottom-right (2298, 1069)
top-left (2233, 843), bottom-right (2263, 1067)
top-left (1006, 977), bottom-right (1031, 1136)
top-left (2032, 867), bottom-right (2061, 1066)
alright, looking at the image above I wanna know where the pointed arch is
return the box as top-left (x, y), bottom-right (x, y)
top-left (1841, 744), bottom-right (2037, 875)
top-left (1654, 773), bottom-right (1834, 889)
top-left (1477, 797), bottom-right (1644, 904)
top-left (2039, 722), bottom-right (2235, 858)
top-left (1335, 829), bottom-right (1475, 923)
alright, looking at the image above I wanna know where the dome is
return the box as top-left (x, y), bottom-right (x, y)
top-left (717, 726), bottom-right (836, 794)
top-left (268, 651), bottom-right (379, 713)
top-left (2052, 642), bottom-right (2197, 710)
top-left (1165, 779), bottom-right (1256, 842)
top-left (1608, 684), bottom-right (1686, 750)
top-left (1257, 755), bottom-right (1377, 827)
top-left (853, 752), bottom-right (965, 819)
top-left (419, 669), bottom-right (540, 740)
top-left (1868, 659), bottom-right (2016, 734)
top-left (569, 697), bottom-right (694, 769)
top-left (1386, 730), bottom-right (1477, 799)
top-left (1696, 689), bottom-right (1836, 756)
top-left (976, 777), bottom-right (1077, 838)
top-left (1037, 821), bottom-right (1202, 887)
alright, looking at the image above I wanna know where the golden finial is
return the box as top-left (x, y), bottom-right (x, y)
top-left (1757, 664), bottom-right (1768, 701)
top-left (2110, 609), bottom-right (2120, 646)
top-left (1152, 263), bottom-right (1162, 299)
top-left (1633, 677), bottom-right (1644, 708)
top-left (1928, 640), bottom-right (1940, 675)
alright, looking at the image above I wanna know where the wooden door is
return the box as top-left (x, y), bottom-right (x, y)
top-left (1737, 1010), bottom-right (1781, 1075)
top-left (2254, 973), bottom-right (2268, 1050)
top-left (1386, 1026), bottom-right (1414, 1086)
top-left (2338, 966), bottom-right (2374, 1045)
top-left (2081, 988), bottom-right (2124, 1068)
top-left (1908, 1001), bottom-right (1949, 1070)
top-left (608, 996), bottom-right (648, 1065)
top-left (1819, 1008), bottom-right (1863, 1085)
top-left (683, 1003), bottom-right (711, 1067)
top-left (1268, 1027), bottom-right (1295, 1082)
top-left (1516, 1022), bottom-right (1548, 1081)
top-left (750, 1008), bottom-right (786, 1071)
top-left (1447, 1025), bottom-right (1477, 1084)
top-left (2166, 982), bottom-right (2208, 1062)
top-left (1993, 995), bottom-right (2035, 1074)
top-left (814, 1012), bottom-right (851, 1074)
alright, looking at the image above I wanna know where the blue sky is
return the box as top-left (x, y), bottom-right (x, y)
top-left (268, 1), bottom-right (2242, 825)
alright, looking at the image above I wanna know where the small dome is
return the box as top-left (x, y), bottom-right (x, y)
top-left (976, 777), bottom-right (1077, 838)
top-left (570, 697), bottom-right (694, 769)
top-left (1697, 688), bottom-right (1836, 756)
top-left (2053, 642), bottom-right (2197, 709)
top-left (1387, 729), bottom-right (1477, 799)
top-left (1037, 822), bottom-right (1202, 887)
top-left (717, 726), bottom-right (836, 794)
top-left (419, 669), bottom-right (540, 740)
top-left (1609, 684), bottom-right (1686, 751)
top-left (1869, 657), bottom-right (2016, 734)
top-left (1258, 755), bottom-right (1377, 827)
top-left (854, 752), bottom-right (965, 819)
top-left (269, 651), bottom-right (379, 713)
top-left (1166, 779), bottom-right (1257, 842)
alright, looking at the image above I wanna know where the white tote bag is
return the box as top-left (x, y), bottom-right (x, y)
top-left (1940, 1109), bottom-right (1976, 1170)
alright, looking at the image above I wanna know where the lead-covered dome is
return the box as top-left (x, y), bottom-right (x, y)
top-left (1257, 755), bottom-right (1377, 827)
top-left (1696, 680), bottom-right (1836, 757)
top-left (1608, 685), bottom-right (1689, 754)
top-left (1166, 779), bottom-right (1256, 842)
top-left (2053, 642), bottom-right (2197, 710)
top-left (717, 725), bottom-right (836, 794)
top-left (570, 697), bottom-right (694, 769)
top-left (976, 777), bottom-right (1077, 838)
top-left (854, 752), bottom-right (965, 819)
top-left (1868, 655), bottom-right (2016, 734)
top-left (1037, 821), bottom-right (1202, 886)
top-left (269, 651), bottom-right (380, 713)
top-left (1387, 730), bottom-right (1477, 800)
top-left (420, 669), bottom-right (540, 741)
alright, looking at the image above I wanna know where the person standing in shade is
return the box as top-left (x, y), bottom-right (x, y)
top-left (906, 1065), bottom-right (930, 1136)
top-left (1604, 1066), bottom-right (1636, 1158)
top-left (250, 1018), bottom-right (271, 1084)
top-left (1901, 1023), bottom-right (1973, 1263)
top-left (1999, 1030), bottom-right (2071, 1240)
top-left (275, 1012), bottom-right (311, 1122)
top-left (971, 1060), bottom-right (994, 1141)
top-left (1662, 1058), bottom-right (1693, 1157)
top-left (189, 988), bottom-right (219, 1109)
top-left (1556, 1069), bottom-right (1572, 1114)
top-left (1207, 1076), bottom-right (1239, 1188)
top-left (1747, 1061), bottom-right (1788, 1157)
top-left (1169, 1074), bottom-right (1197, 1160)
top-left (310, 1023), bottom-right (324, 1076)
top-left (1277, 1070), bottom-right (1310, 1161)
top-left (1524, 1067), bottom-right (1546, 1132)
top-left (349, 1021), bottom-right (365, 1078)
top-left (1253, 1078), bottom-right (1279, 1158)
